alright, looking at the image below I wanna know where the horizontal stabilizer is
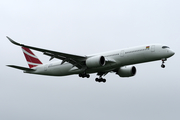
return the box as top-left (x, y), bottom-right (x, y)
top-left (7, 65), bottom-right (35, 71)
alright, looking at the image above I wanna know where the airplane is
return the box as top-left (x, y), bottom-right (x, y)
top-left (6, 36), bottom-right (175, 83)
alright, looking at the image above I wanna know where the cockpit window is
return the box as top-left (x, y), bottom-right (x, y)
top-left (162, 46), bottom-right (170, 49)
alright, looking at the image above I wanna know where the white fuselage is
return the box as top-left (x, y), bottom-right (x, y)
top-left (26, 44), bottom-right (174, 76)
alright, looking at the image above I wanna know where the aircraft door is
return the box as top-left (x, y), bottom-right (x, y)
top-left (120, 50), bottom-right (124, 57)
top-left (151, 45), bottom-right (155, 52)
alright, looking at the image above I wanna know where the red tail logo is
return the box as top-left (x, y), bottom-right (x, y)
top-left (22, 47), bottom-right (42, 68)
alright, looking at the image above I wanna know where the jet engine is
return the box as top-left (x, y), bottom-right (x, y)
top-left (86, 56), bottom-right (106, 68)
top-left (117, 66), bottom-right (136, 77)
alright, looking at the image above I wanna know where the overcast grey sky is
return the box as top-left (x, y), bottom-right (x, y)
top-left (1, 0), bottom-right (180, 120)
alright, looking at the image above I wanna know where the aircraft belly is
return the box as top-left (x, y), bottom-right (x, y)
top-left (33, 63), bottom-right (82, 76)
top-left (48, 64), bottom-right (82, 76)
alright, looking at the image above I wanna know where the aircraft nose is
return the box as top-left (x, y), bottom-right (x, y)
top-left (169, 50), bottom-right (175, 56)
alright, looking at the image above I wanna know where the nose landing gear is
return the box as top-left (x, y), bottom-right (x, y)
top-left (161, 64), bottom-right (165, 68)
top-left (161, 58), bottom-right (167, 68)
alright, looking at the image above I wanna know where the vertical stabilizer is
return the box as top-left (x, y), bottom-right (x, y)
top-left (22, 47), bottom-right (42, 68)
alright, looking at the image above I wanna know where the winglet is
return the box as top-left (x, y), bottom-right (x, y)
top-left (6, 36), bottom-right (23, 46)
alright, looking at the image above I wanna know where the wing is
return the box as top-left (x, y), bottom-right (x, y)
top-left (7, 36), bottom-right (87, 69)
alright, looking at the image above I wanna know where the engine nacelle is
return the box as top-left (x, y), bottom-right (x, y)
top-left (86, 56), bottom-right (106, 68)
top-left (117, 66), bottom-right (136, 77)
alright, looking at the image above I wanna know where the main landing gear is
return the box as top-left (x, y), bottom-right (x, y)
top-left (95, 77), bottom-right (106, 83)
top-left (79, 72), bottom-right (108, 83)
top-left (95, 72), bottom-right (108, 83)
top-left (161, 58), bottom-right (167, 68)
top-left (79, 73), bottom-right (90, 78)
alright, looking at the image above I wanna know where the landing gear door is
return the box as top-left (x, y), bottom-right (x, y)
top-left (151, 45), bottom-right (155, 52)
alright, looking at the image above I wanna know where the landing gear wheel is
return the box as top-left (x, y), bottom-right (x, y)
top-left (102, 79), bottom-right (106, 83)
top-left (79, 73), bottom-right (90, 78)
top-left (87, 74), bottom-right (90, 78)
top-left (161, 64), bottom-right (165, 68)
top-left (79, 74), bottom-right (82, 77)
top-left (95, 78), bottom-right (106, 83)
